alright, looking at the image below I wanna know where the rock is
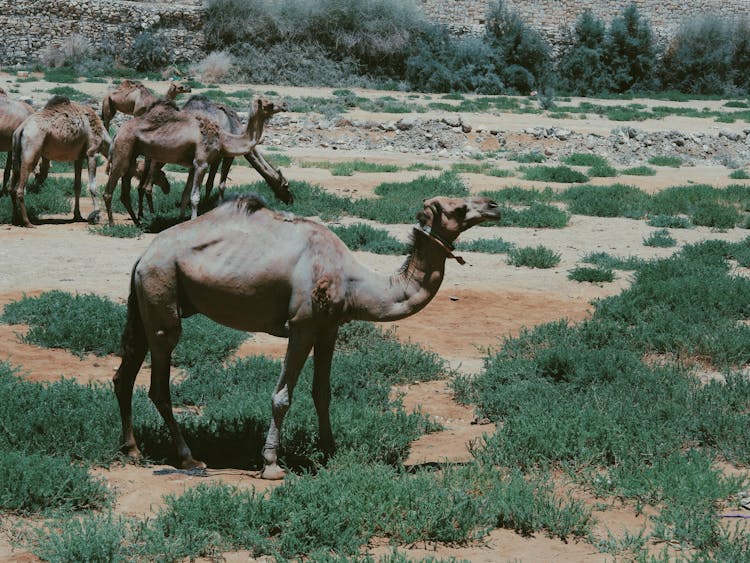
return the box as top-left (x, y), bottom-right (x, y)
top-left (441, 115), bottom-right (461, 128)
top-left (553, 128), bottom-right (572, 141)
top-left (396, 116), bottom-right (420, 130)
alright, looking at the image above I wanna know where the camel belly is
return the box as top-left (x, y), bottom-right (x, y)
top-left (42, 139), bottom-right (87, 162)
top-left (178, 276), bottom-right (293, 335)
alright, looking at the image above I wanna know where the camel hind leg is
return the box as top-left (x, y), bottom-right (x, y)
top-left (113, 267), bottom-right (148, 459)
top-left (72, 158), bottom-right (84, 221)
top-left (138, 274), bottom-right (204, 469)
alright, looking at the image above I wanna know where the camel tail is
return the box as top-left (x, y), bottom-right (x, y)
top-left (11, 128), bottom-right (22, 175)
top-left (120, 261), bottom-right (148, 363)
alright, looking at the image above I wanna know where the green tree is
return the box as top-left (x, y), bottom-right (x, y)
top-left (604, 3), bottom-right (657, 92)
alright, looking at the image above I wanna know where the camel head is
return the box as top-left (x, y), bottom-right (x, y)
top-left (251, 98), bottom-right (289, 119)
top-left (166, 80), bottom-right (192, 98)
top-left (417, 196), bottom-right (501, 244)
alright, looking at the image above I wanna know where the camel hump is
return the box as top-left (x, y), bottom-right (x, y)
top-left (221, 193), bottom-right (269, 215)
top-left (182, 94), bottom-right (213, 110)
top-left (45, 95), bottom-right (72, 108)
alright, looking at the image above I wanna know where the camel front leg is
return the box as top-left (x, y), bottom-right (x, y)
top-left (188, 162), bottom-right (209, 220)
top-left (72, 158), bottom-right (84, 221)
top-left (217, 156), bottom-right (233, 200)
top-left (11, 162), bottom-right (34, 228)
top-left (86, 155), bottom-right (101, 224)
top-left (33, 158), bottom-right (50, 188)
top-left (244, 149), bottom-right (293, 204)
top-left (261, 325), bottom-right (315, 480)
top-left (313, 325), bottom-right (339, 459)
top-left (178, 168), bottom-right (196, 218)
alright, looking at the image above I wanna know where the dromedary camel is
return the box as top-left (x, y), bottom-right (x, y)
top-left (137, 94), bottom-right (291, 214)
top-left (101, 79), bottom-right (191, 129)
top-left (112, 194), bottom-right (501, 479)
top-left (9, 95), bottom-right (111, 227)
top-left (103, 98), bottom-right (287, 225)
top-left (0, 88), bottom-right (42, 195)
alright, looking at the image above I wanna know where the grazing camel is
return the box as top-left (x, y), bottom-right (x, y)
top-left (103, 98), bottom-right (287, 226)
top-left (0, 88), bottom-right (43, 195)
top-left (101, 79), bottom-right (191, 129)
top-left (112, 194), bottom-right (501, 479)
top-left (9, 95), bottom-right (111, 227)
top-left (138, 94), bottom-right (291, 212)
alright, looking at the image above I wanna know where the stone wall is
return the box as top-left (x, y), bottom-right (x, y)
top-left (418, 0), bottom-right (749, 45)
top-left (1, 0), bottom-right (748, 67)
top-left (0, 0), bottom-right (205, 66)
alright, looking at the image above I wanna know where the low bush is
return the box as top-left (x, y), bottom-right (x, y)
top-left (583, 251), bottom-right (645, 271)
top-left (0, 450), bottom-right (110, 514)
top-left (588, 163), bottom-right (618, 177)
top-left (730, 169), bottom-right (750, 180)
top-left (568, 266), bottom-right (615, 283)
top-left (88, 224), bottom-right (143, 238)
top-left (562, 153), bottom-right (609, 167)
top-left (648, 156), bottom-right (682, 167)
top-left (559, 184), bottom-right (649, 218)
top-left (497, 203), bottom-right (569, 229)
top-left (507, 245), bottom-right (561, 268)
top-left (456, 238), bottom-right (515, 253)
top-left (330, 223), bottom-right (407, 254)
top-left (643, 228), bottom-right (677, 248)
top-left (621, 165), bottom-right (656, 176)
top-left (520, 165), bottom-right (588, 183)
top-left (647, 215), bottom-right (692, 229)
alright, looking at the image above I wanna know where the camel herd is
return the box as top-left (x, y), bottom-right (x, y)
top-left (0, 80), bottom-right (292, 227)
top-left (1, 79), bottom-right (504, 479)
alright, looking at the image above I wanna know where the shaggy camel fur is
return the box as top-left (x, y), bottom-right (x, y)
top-left (103, 98), bottom-right (287, 225)
top-left (112, 194), bottom-right (501, 479)
top-left (138, 94), bottom-right (292, 213)
top-left (9, 96), bottom-right (111, 227)
top-left (101, 79), bottom-right (191, 129)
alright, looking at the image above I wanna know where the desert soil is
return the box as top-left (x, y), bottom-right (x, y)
top-left (1, 74), bottom-right (749, 562)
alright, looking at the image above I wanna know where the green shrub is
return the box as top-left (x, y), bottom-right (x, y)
top-left (520, 165), bottom-right (588, 183)
top-left (604, 4), bottom-right (657, 92)
top-left (659, 16), bottom-right (737, 95)
top-left (583, 251), bottom-right (645, 271)
top-left (588, 163), bottom-right (618, 177)
top-left (128, 31), bottom-right (170, 71)
top-left (0, 179), bottom-right (71, 225)
top-left (690, 202), bottom-right (741, 229)
top-left (330, 223), bottom-right (407, 254)
top-left (43, 66), bottom-right (79, 84)
top-left (647, 215), bottom-right (692, 229)
top-left (0, 450), bottom-right (110, 514)
top-left (648, 156), bottom-right (682, 167)
top-left (88, 224), bottom-right (143, 238)
top-left (497, 203), bottom-right (569, 228)
top-left (557, 11), bottom-right (611, 95)
top-left (568, 266), bottom-right (615, 283)
top-left (456, 238), bottom-right (515, 253)
top-left (621, 165), bottom-right (656, 176)
top-left (507, 245), bottom-right (561, 268)
top-left (730, 169), bottom-right (750, 180)
top-left (643, 229), bottom-right (677, 247)
top-left (30, 513), bottom-right (128, 563)
top-left (559, 184), bottom-right (649, 218)
top-left (562, 153), bottom-right (609, 167)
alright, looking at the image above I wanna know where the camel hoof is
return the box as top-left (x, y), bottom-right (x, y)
top-left (86, 210), bottom-right (101, 224)
top-left (181, 458), bottom-right (207, 471)
top-left (124, 445), bottom-right (143, 461)
top-left (260, 463), bottom-right (286, 480)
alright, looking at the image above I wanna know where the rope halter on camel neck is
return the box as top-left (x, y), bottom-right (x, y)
top-left (414, 224), bottom-right (466, 265)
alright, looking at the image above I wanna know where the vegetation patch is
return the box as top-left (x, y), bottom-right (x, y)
top-left (88, 224), bottom-right (143, 238)
top-left (647, 215), bottom-right (692, 229)
top-left (562, 153), bottom-right (609, 167)
top-left (330, 223), bottom-right (407, 254)
top-left (621, 165), bottom-right (656, 176)
top-left (507, 245), bottom-right (561, 268)
top-left (648, 156), bottom-right (682, 167)
top-left (456, 237), bottom-right (515, 254)
top-left (520, 165), bottom-right (588, 183)
top-left (567, 266), bottom-right (615, 283)
top-left (559, 184), bottom-right (649, 218)
top-left (643, 228), bottom-right (677, 247)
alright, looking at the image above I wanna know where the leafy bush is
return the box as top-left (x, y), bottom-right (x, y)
top-left (649, 156), bottom-right (682, 167)
top-left (643, 228), bottom-right (677, 248)
top-left (507, 245), bottom-right (561, 268)
top-left (88, 224), bottom-right (143, 238)
top-left (0, 450), bottom-right (110, 514)
top-left (128, 31), bottom-right (170, 71)
top-left (508, 151), bottom-right (545, 163)
top-left (604, 4), bottom-right (657, 92)
top-left (485, 1), bottom-right (552, 94)
top-left (647, 215), bottom-right (692, 229)
top-left (520, 165), bottom-right (588, 183)
top-left (497, 203), bottom-right (569, 229)
top-left (559, 184), bottom-right (649, 218)
top-left (588, 163), bottom-right (618, 177)
top-left (456, 238), bottom-right (514, 253)
top-left (562, 153), bottom-right (609, 167)
top-left (330, 223), bottom-right (407, 254)
top-left (557, 11), bottom-right (611, 95)
top-left (690, 202), bottom-right (741, 229)
top-left (730, 169), bottom-right (750, 180)
top-left (568, 266), bottom-right (615, 283)
top-left (659, 16), bottom-right (740, 95)
top-left (621, 165), bottom-right (656, 176)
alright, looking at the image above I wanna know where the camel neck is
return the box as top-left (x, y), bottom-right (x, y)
top-left (346, 228), bottom-right (453, 322)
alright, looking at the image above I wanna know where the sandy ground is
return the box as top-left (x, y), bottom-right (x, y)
top-left (1, 75), bottom-right (750, 561)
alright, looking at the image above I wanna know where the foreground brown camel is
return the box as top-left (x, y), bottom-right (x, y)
top-left (101, 79), bottom-right (191, 129)
top-left (112, 194), bottom-right (501, 479)
top-left (138, 94), bottom-right (291, 213)
top-left (0, 88), bottom-right (39, 194)
top-left (9, 96), bottom-right (111, 227)
top-left (103, 98), bottom-right (287, 225)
